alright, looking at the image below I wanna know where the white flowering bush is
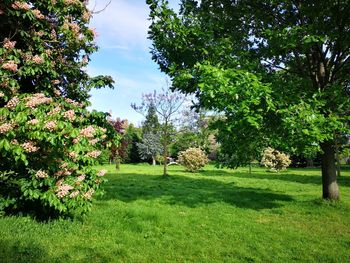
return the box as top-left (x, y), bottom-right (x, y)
top-left (0, 93), bottom-right (113, 216)
top-left (260, 147), bottom-right (291, 172)
top-left (177, 148), bottom-right (209, 172)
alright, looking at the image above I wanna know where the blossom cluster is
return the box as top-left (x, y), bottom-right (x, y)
top-left (36, 170), bottom-right (48, 179)
top-left (2, 61), bottom-right (18, 72)
top-left (44, 121), bottom-right (57, 131)
top-left (3, 38), bottom-right (16, 49)
top-left (56, 184), bottom-right (74, 198)
top-left (86, 150), bottom-right (102, 158)
top-left (260, 147), bottom-right (291, 172)
top-left (80, 125), bottom-right (95, 138)
top-left (25, 93), bottom-right (53, 108)
top-left (0, 123), bottom-right (13, 134)
top-left (63, 110), bottom-right (76, 121)
top-left (11, 1), bottom-right (31, 11)
top-left (22, 141), bottom-right (40, 152)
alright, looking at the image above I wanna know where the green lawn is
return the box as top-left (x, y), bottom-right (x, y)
top-left (1, 164), bottom-right (350, 262)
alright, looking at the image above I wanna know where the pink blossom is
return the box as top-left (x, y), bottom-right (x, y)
top-left (52, 80), bottom-right (60, 85)
top-left (65, 98), bottom-right (79, 107)
top-left (76, 174), bottom-right (85, 182)
top-left (27, 119), bottom-right (39, 125)
top-left (59, 162), bottom-right (68, 169)
top-left (0, 92), bottom-right (5, 97)
top-left (36, 170), bottom-right (48, 179)
top-left (25, 93), bottom-right (52, 108)
top-left (5, 97), bottom-right (19, 109)
top-left (56, 184), bottom-right (74, 198)
top-left (63, 110), bottom-right (76, 121)
top-left (82, 11), bottom-right (91, 22)
top-left (97, 169), bottom-right (107, 177)
top-left (86, 150), bottom-right (101, 158)
top-left (70, 23), bottom-right (80, 35)
top-left (12, 1), bottom-right (31, 10)
top-left (2, 61), bottom-right (18, 72)
top-left (0, 123), bottom-right (13, 134)
top-left (69, 151), bottom-right (78, 159)
top-left (64, 0), bottom-right (78, 5)
top-left (80, 126), bottom-right (95, 138)
top-left (31, 55), bottom-right (44, 64)
top-left (69, 190), bottom-right (79, 199)
top-left (44, 121), bottom-right (56, 131)
top-left (48, 106), bottom-right (61, 115)
top-left (32, 9), bottom-right (44, 20)
top-left (3, 38), bottom-right (16, 49)
top-left (89, 138), bottom-right (99, 145)
top-left (22, 141), bottom-right (40, 152)
top-left (50, 29), bottom-right (57, 40)
top-left (11, 139), bottom-right (18, 145)
top-left (83, 188), bottom-right (94, 199)
top-left (72, 137), bottom-right (80, 144)
top-left (63, 170), bottom-right (72, 176)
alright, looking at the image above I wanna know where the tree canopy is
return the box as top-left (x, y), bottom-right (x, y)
top-left (147, 0), bottom-right (350, 199)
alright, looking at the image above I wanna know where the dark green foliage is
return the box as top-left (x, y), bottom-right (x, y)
top-left (124, 124), bottom-right (142, 163)
top-left (142, 103), bottom-right (160, 135)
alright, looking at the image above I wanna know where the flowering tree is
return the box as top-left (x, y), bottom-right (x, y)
top-left (108, 117), bottom-right (129, 168)
top-left (0, 1), bottom-right (115, 217)
top-left (132, 87), bottom-right (185, 176)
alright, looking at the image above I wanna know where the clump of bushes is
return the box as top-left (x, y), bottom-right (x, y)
top-left (261, 147), bottom-right (291, 172)
top-left (177, 148), bottom-right (209, 172)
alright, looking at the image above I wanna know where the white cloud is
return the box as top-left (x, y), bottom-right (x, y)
top-left (88, 0), bottom-right (151, 51)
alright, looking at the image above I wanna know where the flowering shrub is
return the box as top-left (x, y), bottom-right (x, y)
top-left (0, 1), bottom-right (116, 217)
top-left (177, 148), bottom-right (209, 172)
top-left (0, 93), bottom-right (113, 216)
top-left (260, 147), bottom-right (291, 172)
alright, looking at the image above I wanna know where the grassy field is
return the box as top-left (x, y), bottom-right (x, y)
top-left (1, 164), bottom-right (350, 262)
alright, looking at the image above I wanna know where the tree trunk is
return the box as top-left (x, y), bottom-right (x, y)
top-left (163, 144), bottom-right (168, 177)
top-left (152, 156), bottom-right (156, 166)
top-left (334, 137), bottom-right (341, 177)
top-left (321, 141), bottom-right (339, 200)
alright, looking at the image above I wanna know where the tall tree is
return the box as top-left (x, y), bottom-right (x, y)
top-left (147, 0), bottom-right (350, 199)
top-left (142, 102), bottom-right (161, 135)
top-left (132, 87), bottom-right (185, 176)
top-left (0, 1), bottom-right (115, 217)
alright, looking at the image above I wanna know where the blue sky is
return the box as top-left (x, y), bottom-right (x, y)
top-left (87, 0), bottom-right (180, 126)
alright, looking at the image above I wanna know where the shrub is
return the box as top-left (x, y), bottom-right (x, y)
top-left (261, 147), bottom-right (291, 172)
top-left (177, 148), bottom-right (209, 172)
top-left (0, 93), bottom-right (112, 217)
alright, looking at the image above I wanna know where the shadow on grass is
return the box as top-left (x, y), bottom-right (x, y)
top-left (0, 239), bottom-right (49, 263)
top-left (198, 168), bottom-right (350, 187)
top-left (102, 173), bottom-right (293, 210)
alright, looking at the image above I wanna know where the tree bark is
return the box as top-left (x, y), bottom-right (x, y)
top-left (321, 141), bottom-right (339, 200)
top-left (334, 137), bottom-right (341, 177)
top-left (152, 156), bottom-right (156, 166)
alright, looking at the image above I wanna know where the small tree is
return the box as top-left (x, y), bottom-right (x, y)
top-left (178, 148), bottom-right (209, 172)
top-left (132, 87), bottom-right (185, 176)
top-left (137, 132), bottom-right (163, 165)
top-left (261, 147), bottom-right (291, 172)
